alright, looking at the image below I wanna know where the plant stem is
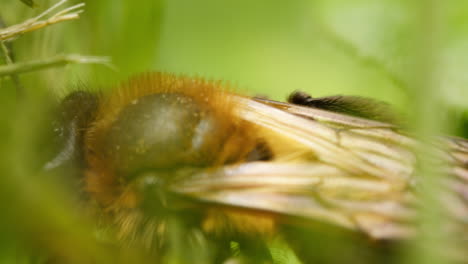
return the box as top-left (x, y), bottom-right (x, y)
top-left (0, 54), bottom-right (112, 77)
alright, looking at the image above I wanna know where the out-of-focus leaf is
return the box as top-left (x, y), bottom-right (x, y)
top-left (19, 0), bottom-right (36, 8)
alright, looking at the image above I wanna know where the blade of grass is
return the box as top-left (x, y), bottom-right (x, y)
top-left (0, 0), bottom-right (84, 41)
top-left (1, 41), bottom-right (24, 96)
top-left (404, 1), bottom-right (454, 263)
top-left (0, 54), bottom-right (113, 77)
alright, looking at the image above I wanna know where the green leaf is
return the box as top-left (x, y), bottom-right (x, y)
top-left (19, 0), bottom-right (36, 8)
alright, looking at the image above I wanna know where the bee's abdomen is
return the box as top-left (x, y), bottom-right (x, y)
top-left (102, 93), bottom-right (217, 176)
top-left (84, 73), bottom-right (259, 207)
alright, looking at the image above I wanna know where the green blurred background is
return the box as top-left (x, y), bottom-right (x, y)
top-left (0, 0), bottom-right (467, 263)
top-left (3, 0), bottom-right (468, 134)
top-left (0, 0), bottom-right (465, 109)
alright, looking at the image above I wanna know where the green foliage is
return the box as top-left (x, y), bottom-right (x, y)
top-left (19, 0), bottom-right (36, 8)
top-left (0, 0), bottom-right (467, 263)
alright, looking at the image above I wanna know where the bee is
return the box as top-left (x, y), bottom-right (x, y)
top-left (45, 72), bottom-right (468, 263)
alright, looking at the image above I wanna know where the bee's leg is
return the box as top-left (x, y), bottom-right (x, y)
top-left (287, 91), bottom-right (315, 106)
top-left (281, 223), bottom-right (399, 264)
top-left (287, 90), bottom-right (399, 124)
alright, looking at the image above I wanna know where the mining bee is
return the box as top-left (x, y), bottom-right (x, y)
top-left (45, 72), bottom-right (468, 263)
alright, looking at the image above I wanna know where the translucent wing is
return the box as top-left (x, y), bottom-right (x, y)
top-left (171, 95), bottom-right (468, 242)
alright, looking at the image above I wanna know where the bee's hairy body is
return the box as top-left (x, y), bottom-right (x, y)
top-left (81, 73), bottom-right (278, 252)
top-left (48, 72), bottom-right (468, 263)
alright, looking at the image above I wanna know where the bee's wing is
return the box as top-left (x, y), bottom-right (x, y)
top-left (171, 96), bottom-right (468, 240)
top-left (252, 97), bottom-right (399, 130)
top-left (250, 96), bottom-right (468, 177)
top-left (170, 162), bottom-right (416, 240)
top-left (234, 96), bottom-right (416, 182)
